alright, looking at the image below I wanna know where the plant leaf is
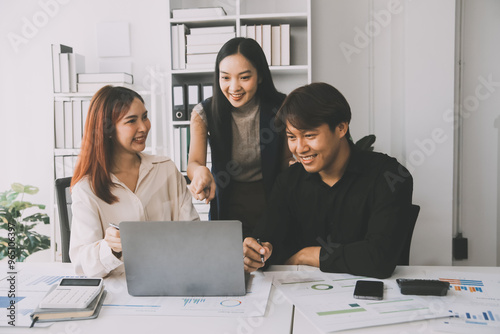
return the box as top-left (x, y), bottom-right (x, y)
top-left (11, 183), bottom-right (25, 193)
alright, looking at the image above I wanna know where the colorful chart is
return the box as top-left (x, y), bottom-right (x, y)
top-left (220, 299), bottom-right (242, 307)
top-left (183, 298), bottom-right (206, 307)
top-left (440, 278), bottom-right (484, 293)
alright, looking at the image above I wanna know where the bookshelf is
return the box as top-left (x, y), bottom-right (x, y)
top-left (166, 0), bottom-right (311, 219)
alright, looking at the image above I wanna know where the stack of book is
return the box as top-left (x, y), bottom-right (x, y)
top-left (51, 44), bottom-right (85, 93)
top-left (76, 72), bottom-right (134, 93)
top-left (240, 24), bottom-right (290, 66)
top-left (186, 26), bottom-right (236, 69)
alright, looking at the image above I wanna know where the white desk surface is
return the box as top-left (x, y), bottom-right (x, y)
top-left (2, 263), bottom-right (499, 334)
top-left (291, 265), bottom-right (500, 334)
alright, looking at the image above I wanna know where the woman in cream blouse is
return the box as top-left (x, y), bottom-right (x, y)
top-left (69, 86), bottom-right (199, 277)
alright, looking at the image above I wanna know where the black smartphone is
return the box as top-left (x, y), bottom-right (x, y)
top-left (353, 280), bottom-right (384, 300)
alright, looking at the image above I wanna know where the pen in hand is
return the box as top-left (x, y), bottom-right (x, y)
top-left (256, 238), bottom-right (265, 263)
top-left (109, 223), bottom-right (120, 230)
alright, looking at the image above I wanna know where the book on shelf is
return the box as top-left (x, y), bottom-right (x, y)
top-left (171, 25), bottom-right (179, 69)
top-left (173, 127), bottom-right (181, 170)
top-left (271, 26), bottom-right (281, 66)
top-left (256, 25), bottom-right (263, 47)
top-left (54, 101), bottom-right (65, 149)
top-left (240, 25), bottom-right (247, 38)
top-left (51, 44), bottom-right (73, 93)
top-left (72, 100), bottom-right (83, 149)
top-left (186, 32), bottom-right (235, 46)
top-left (82, 100), bottom-right (90, 129)
top-left (180, 126), bottom-right (190, 172)
top-left (59, 53), bottom-right (71, 93)
top-left (30, 286), bottom-right (106, 326)
top-left (262, 25), bottom-right (272, 65)
top-left (189, 26), bottom-right (234, 35)
top-left (280, 24), bottom-right (290, 66)
top-left (186, 43), bottom-right (224, 54)
top-left (247, 25), bottom-right (256, 40)
top-left (63, 101), bottom-right (73, 149)
top-left (185, 63), bottom-right (215, 70)
top-left (186, 53), bottom-right (217, 65)
top-left (77, 72), bottom-right (133, 84)
top-left (69, 53), bottom-right (85, 93)
top-left (177, 24), bottom-right (189, 70)
top-left (77, 82), bottom-right (134, 93)
top-left (172, 6), bottom-right (226, 19)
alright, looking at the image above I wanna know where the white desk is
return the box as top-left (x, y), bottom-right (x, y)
top-left (291, 265), bottom-right (500, 334)
top-left (2, 263), bottom-right (499, 334)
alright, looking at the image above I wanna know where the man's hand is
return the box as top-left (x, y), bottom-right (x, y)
top-left (243, 237), bottom-right (272, 273)
top-left (284, 247), bottom-right (320, 267)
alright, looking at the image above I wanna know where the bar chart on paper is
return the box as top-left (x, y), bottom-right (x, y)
top-left (439, 278), bottom-right (484, 293)
top-left (434, 272), bottom-right (500, 333)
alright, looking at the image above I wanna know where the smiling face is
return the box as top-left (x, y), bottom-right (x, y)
top-left (286, 121), bottom-right (349, 182)
top-left (218, 53), bottom-right (260, 108)
top-left (113, 98), bottom-right (150, 156)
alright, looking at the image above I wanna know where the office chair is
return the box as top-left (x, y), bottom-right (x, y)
top-left (397, 204), bottom-right (420, 266)
top-left (55, 177), bottom-right (72, 263)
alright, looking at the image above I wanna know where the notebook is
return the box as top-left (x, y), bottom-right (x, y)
top-left (119, 220), bottom-right (246, 296)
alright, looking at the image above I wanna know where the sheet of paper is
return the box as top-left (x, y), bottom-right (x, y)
top-left (271, 271), bottom-right (449, 333)
top-left (429, 271), bottom-right (500, 333)
top-left (101, 271), bottom-right (273, 317)
top-left (0, 267), bottom-right (78, 327)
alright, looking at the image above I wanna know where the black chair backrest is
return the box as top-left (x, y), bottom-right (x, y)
top-left (398, 204), bottom-right (420, 266)
top-left (55, 177), bottom-right (72, 263)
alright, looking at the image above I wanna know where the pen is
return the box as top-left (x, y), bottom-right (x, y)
top-left (256, 238), bottom-right (265, 263)
top-left (109, 223), bottom-right (120, 230)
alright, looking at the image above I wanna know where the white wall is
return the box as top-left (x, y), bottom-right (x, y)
top-left (455, 0), bottom-right (500, 266)
top-left (312, 0), bottom-right (456, 265)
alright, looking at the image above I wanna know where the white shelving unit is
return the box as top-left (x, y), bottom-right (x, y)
top-left (166, 0), bottom-right (311, 220)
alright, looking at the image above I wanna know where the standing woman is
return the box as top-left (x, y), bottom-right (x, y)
top-left (187, 37), bottom-right (291, 237)
top-left (70, 86), bottom-right (198, 277)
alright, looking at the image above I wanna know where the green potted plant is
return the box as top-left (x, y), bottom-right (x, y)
top-left (0, 183), bottom-right (50, 262)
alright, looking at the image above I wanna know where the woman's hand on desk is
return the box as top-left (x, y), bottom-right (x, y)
top-left (243, 237), bottom-right (273, 273)
top-left (189, 166), bottom-right (216, 204)
top-left (104, 227), bottom-right (122, 255)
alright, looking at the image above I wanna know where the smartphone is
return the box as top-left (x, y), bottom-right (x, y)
top-left (353, 280), bottom-right (384, 300)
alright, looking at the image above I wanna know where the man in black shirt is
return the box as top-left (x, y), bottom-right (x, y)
top-left (243, 82), bottom-right (413, 279)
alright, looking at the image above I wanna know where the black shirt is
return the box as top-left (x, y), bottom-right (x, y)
top-left (254, 145), bottom-right (413, 279)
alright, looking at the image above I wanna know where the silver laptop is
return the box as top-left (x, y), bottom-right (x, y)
top-left (120, 220), bottom-right (246, 296)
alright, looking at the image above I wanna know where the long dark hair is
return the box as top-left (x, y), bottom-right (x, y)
top-left (210, 37), bottom-right (283, 137)
top-left (71, 85), bottom-right (144, 204)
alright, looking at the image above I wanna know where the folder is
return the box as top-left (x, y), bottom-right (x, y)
top-left (172, 85), bottom-right (187, 121)
top-left (187, 84), bottom-right (201, 120)
top-left (63, 101), bottom-right (73, 149)
top-left (202, 84), bottom-right (213, 100)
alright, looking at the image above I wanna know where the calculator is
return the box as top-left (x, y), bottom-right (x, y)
top-left (39, 278), bottom-right (103, 309)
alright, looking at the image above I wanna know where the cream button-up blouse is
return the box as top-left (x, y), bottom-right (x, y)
top-left (69, 153), bottom-right (199, 277)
